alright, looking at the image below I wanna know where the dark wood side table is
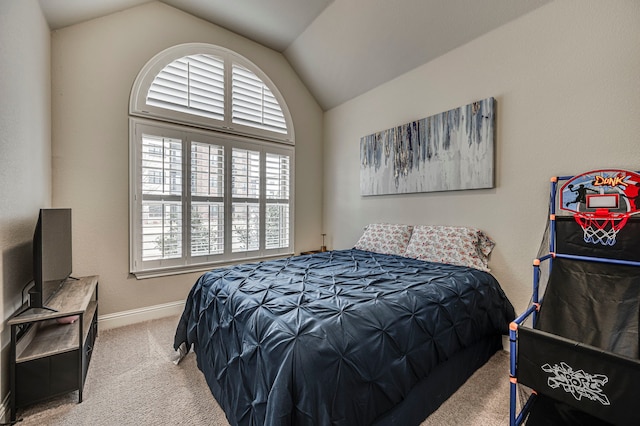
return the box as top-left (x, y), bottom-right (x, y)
top-left (300, 248), bottom-right (329, 255)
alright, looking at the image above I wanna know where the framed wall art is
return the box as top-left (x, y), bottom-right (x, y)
top-left (360, 97), bottom-right (495, 196)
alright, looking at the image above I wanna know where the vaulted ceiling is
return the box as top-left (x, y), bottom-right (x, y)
top-left (39, 0), bottom-right (551, 110)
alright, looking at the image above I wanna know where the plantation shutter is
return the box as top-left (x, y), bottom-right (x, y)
top-left (231, 148), bottom-right (261, 252)
top-left (191, 142), bottom-right (225, 256)
top-left (147, 54), bottom-right (225, 121)
top-left (140, 134), bottom-right (183, 261)
top-left (265, 153), bottom-right (290, 249)
top-left (232, 65), bottom-right (287, 134)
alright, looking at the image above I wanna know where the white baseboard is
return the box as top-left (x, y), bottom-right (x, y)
top-left (98, 300), bottom-right (185, 330)
top-left (502, 335), bottom-right (510, 352)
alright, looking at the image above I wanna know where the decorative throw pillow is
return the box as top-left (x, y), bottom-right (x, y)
top-left (354, 223), bottom-right (414, 256)
top-left (404, 225), bottom-right (495, 272)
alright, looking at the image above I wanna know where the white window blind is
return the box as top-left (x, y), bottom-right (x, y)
top-left (265, 153), bottom-right (290, 250)
top-left (231, 148), bottom-right (260, 253)
top-left (130, 119), bottom-right (294, 277)
top-left (266, 204), bottom-right (289, 249)
top-left (147, 54), bottom-right (225, 121)
top-left (232, 65), bottom-right (287, 134)
top-left (191, 142), bottom-right (225, 256)
top-left (142, 202), bottom-right (182, 260)
top-left (133, 45), bottom-right (292, 142)
top-left (140, 134), bottom-right (183, 261)
top-left (231, 202), bottom-right (260, 252)
top-left (231, 148), bottom-right (260, 198)
top-left (191, 202), bottom-right (224, 256)
top-left (265, 153), bottom-right (290, 200)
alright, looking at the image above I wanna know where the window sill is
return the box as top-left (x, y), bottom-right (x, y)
top-left (131, 252), bottom-right (295, 279)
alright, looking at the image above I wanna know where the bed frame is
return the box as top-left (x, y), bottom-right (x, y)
top-left (375, 335), bottom-right (501, 424)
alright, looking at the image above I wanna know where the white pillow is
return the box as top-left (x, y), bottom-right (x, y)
top-left (354, 223), bottom-right (413, 256)
top-left (404, 225), bottom-right (495, 272)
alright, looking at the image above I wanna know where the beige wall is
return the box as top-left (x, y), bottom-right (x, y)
top-left (50, 2), bottom-right (323, 315)
top-left (0, 0), bottom-right (51, 409)
top-left (323, 1), bottom-right (640, 314)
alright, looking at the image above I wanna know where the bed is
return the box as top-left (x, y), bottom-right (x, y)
top-left (174, 225), bottom-right (515, 425)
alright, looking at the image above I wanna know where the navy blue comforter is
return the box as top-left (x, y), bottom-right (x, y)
top-left (174, 249), bottom-right (515, 425)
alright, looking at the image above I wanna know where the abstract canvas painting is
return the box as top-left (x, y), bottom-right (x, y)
top-left (360, 97), bottom-right (495, 196)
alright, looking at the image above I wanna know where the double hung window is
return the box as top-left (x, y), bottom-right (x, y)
top-left (129, 44), bottom-right (294, 278)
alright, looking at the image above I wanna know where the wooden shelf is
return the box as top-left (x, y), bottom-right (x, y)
top-left (9, 276), bottom-right (98, 326)
top-left (15, 301), bottom-right (97, 363)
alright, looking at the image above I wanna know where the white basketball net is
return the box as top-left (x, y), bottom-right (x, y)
top-left (575, 214), bottom-right (628, 246)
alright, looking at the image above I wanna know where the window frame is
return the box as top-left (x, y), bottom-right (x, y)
top-left (130, 43), bottom-right (294, 144)
top-left (129, 43), bottom-right (295, 278)
top-left (130, 118), bottom-right (295, 278)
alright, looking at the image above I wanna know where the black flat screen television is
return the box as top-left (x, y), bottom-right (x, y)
top-left (30, 208), bottom-right (73, 310)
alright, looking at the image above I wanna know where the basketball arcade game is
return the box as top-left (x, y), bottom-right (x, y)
top-left (509, 169), bottom-right (640, 425)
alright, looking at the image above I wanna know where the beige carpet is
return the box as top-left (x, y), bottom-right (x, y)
top-left (15, 315), bottom-right (510, 425)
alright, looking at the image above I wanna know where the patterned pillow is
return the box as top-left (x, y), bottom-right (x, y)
top-left (404, 225), bottom-right (495, 272)
top-left (354, 223), bottom-right (414, 256)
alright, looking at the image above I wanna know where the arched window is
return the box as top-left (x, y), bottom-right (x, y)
top-left (129, 44), bottom-right (294, 278)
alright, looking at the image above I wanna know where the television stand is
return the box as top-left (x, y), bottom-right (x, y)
top-left (8, 275), bottom-right (99, 421)
top-left (13, 305), bottom-right (57, 318)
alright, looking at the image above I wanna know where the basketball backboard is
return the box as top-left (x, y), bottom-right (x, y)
top-left (559, 169), bottom-right (640, 216)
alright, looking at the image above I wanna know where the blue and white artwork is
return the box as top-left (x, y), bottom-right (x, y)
top-left (360, 97), bottom-right (495, 196)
